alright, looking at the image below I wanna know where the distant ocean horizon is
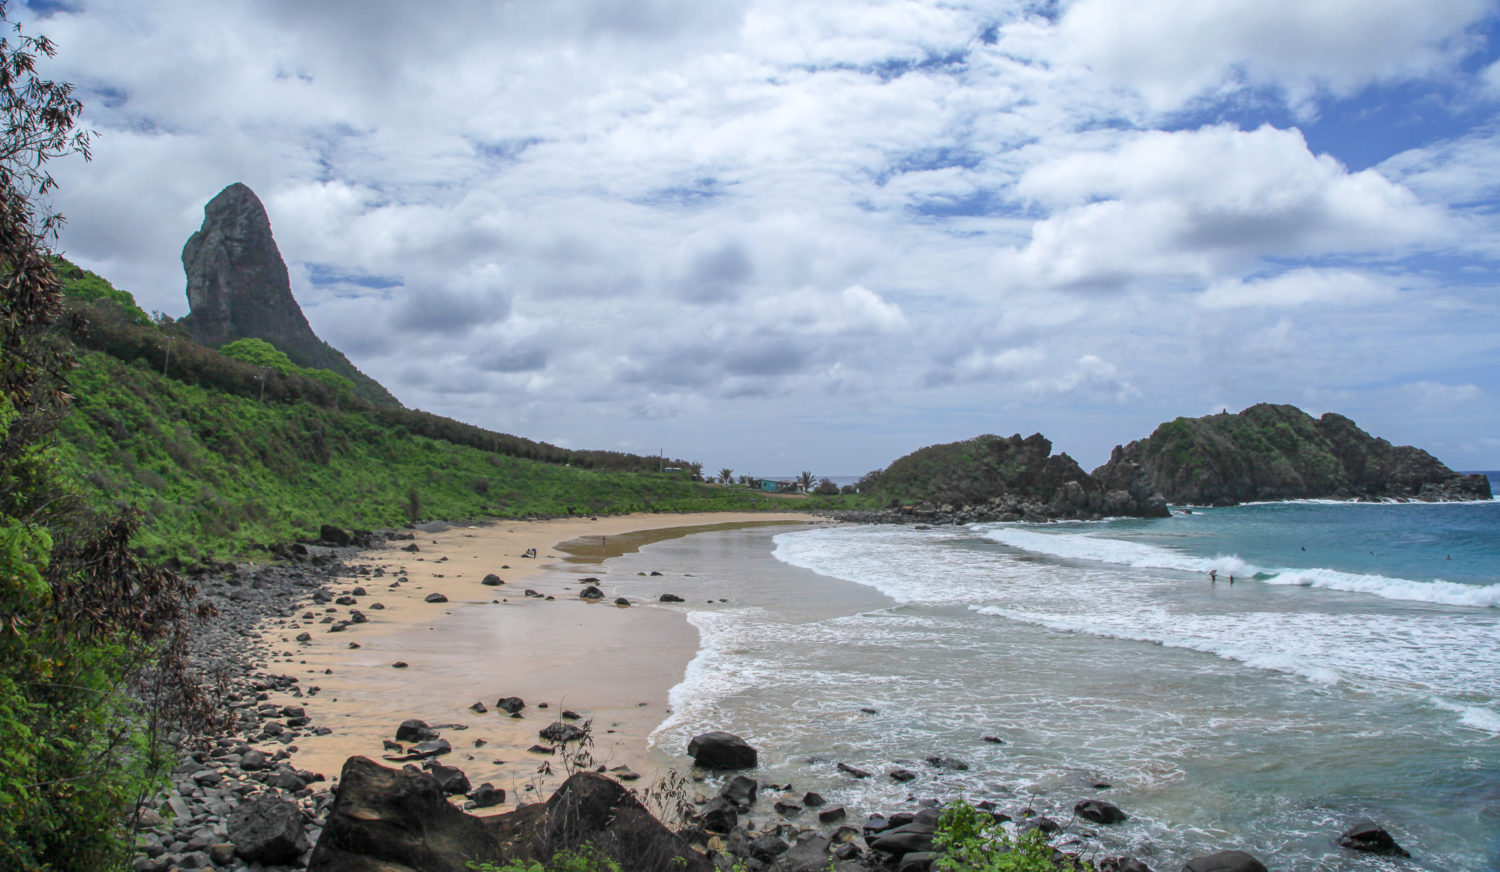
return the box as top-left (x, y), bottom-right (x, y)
top-left (610, 488), bottom-right (1500, 871)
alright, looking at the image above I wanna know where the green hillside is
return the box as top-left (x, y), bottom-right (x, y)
top-left (49, 260), bottom-right (799, 564)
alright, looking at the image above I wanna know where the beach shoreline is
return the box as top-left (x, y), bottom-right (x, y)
top-left (259, 512), bottom-right (822, 803)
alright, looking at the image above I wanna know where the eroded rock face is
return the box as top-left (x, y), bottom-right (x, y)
top-left (307, 757), bottom-right (709, 872)
top-left (181, 182), bottom-right (400, 407)
top-left (183, 183), bottom-right (319, 353)
top-left (307, 756), bottom-right (500, 872)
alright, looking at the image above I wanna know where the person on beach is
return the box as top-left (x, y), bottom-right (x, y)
top-left (1209, 569), bottom-right (1218, 583)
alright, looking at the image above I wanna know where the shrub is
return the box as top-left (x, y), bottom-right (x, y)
top-left (934, 800), bottom-right (1089, 872)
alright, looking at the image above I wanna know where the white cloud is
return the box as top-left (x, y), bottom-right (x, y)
top-left (1001, 125), bottom-right (1445, 290)
top-left (1023, 355), bottom-right (1140, 404)
top-left (1378, 128), bottom-right (1500, 208)
top-left (1054, 0), bottom-right (1493, 112)
top-left (1199, 269), bottom-right (1398, 309)
top-left (17, 0), bottom-right (1500, 472)
top-left (1485, 59), bottom-right (1500, 95)
top-left (1398, 381), bottom-right (1483, 410)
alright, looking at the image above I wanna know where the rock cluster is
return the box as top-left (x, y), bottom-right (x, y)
top-left (841, 432), bottom-right (1169, 524)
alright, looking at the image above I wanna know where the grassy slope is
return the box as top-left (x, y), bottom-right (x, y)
top-left (48, 259), bottom-right (869, 564)
top-left (54, 351), bottom-right (825, 563)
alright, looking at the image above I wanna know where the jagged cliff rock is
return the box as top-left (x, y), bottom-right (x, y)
top-left (307, 757), bottom-right (710, 872)
top-left (1094, 403), bottom-right (1492, 506)
top-left (181, 182), bottom-right (400, 408)
top-left (847, 433), bottom-right (1169, 523)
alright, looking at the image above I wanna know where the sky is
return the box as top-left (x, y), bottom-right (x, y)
top-left (19, 0), bottom-right (1500, 476)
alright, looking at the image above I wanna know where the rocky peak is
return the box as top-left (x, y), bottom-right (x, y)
top-left (182, 182), bottom-right (315, 349)
top-left (181, 183), bottom-right (400, 407)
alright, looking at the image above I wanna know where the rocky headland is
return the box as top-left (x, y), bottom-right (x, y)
top-left (834, 432), bottom-right (1169, 525)
top-left (181, 182), bottom-right (400, 408)
top-left (1094, 403), bottom-right (1492, 507)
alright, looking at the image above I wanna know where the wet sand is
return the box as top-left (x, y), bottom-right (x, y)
top-left (259, 512), bottom-right (818, 804)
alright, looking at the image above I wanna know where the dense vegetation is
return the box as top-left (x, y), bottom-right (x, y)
top-left (53, 336), bottom-right (814, 564)
top-left (934, 800), bottom-right (1088, 872)
top-left (1097, 403), bottom-right (1492, 505)
top-left (856, 433), bottom-right (1091, 507)
top-left (0, 9), bottom-right (211, 869)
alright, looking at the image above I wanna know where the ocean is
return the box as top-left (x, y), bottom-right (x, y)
top-left (609, 484), bottom-right (1500, 871)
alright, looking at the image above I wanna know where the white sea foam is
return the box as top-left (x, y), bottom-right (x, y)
top-left (974, 525), bottom-right (1500, 608)
top-left (971, 605), bottom-right (1349, 686)
top-left (1428, 696), bottom-right (1500, 734)
top-left (1262, 567), bottom-right (1500, 608)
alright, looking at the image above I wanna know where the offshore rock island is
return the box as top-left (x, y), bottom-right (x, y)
top-left (1095, 403), bottom-right (1492, 507)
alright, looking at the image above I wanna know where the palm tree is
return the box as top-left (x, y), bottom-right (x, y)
top-left (718, 467), bottom-right (734, 484)
top-left (797, 470), bottom-right (815, 492)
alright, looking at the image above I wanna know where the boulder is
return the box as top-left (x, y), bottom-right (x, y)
top-left (871, 823), bottom-right (934, 857)
top-left (320, 525), bottom-right (352, 547)
top-left (1099, 859), bottom-right (1153, 872)
top-left (659, 593), bottom-right (685, 602)
top-left (1337, 821), bottom-right (1410, 858)
top-left (496, 696), bottom-right (525, 715)
top-left (802, 791), bottom-right (826, 807)
top-left (614, 597), bottom-right (631, 607)
top-left (407, 739), bottom-right (452, 758)
top-left (818, 806), bottom-right (847, 824)
top-left (781, 835), bottom-right (832, 872)
top-left (481, 574), bottom-right (505, 586)
top-left (1180, 850), bottom-right (1268, 872)
top-left (540, 770), bottom-right (712, 871)
top-left (924, 755), bottom-right (968, 771)
top-left (539, 722), bottom-right (587, 744)
top-left (424, 593), bottom-right (448, 603)
top-left (467, 783), bottom-right (505, 809)
top-left (687, 731), bottom-right (758, 770)
top-left (889, 768), bottom-right (917, 782)
top-left (580, 586), bottom-right (604, 600)
top-left (837, 762), bottom-right (871, 779)
top-left (747, 834), bottom-right (789, 862)
top-left (1075, 799), bottom-right (1127, 824)
top-left (307, 756), bottom-right (502, 872)
top-left (697, 797), bottom-right (738, 833)
top-left (719, 774), bottom-right (758, 810)
top-left (228, 794), bottom-right (307, 865)
top-left (897, 852), bottom-right (934, 872)
top-left (428, 763), bottom-right (471, 795)
top-left (395, 719), bottom-right (436, 743)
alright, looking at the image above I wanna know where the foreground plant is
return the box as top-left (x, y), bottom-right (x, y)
top-left (935, 800), bottom-right (1091, 872)
top-left (0, 4), bottom-right (216, 868)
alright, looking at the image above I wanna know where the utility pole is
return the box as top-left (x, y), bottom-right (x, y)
top-left (161, 337), bottom-right (174, 377)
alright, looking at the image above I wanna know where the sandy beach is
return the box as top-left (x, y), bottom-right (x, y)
top-left (260, 512), bottom-right (820, 804)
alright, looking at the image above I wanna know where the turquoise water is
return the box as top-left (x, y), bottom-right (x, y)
top-left (609, 490), bottom-right (1499, 871)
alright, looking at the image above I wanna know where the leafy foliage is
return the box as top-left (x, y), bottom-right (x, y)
top-left (0, 8), bottom-right (210, 869)
top-left (52, 348), bottom-right (817, 564)
top-left (220, 336), bottom-right (358, 400)
top-left (52, 257), bottom-right (150, 325)
top-left (935, 800), bottom-right (1088, 872)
